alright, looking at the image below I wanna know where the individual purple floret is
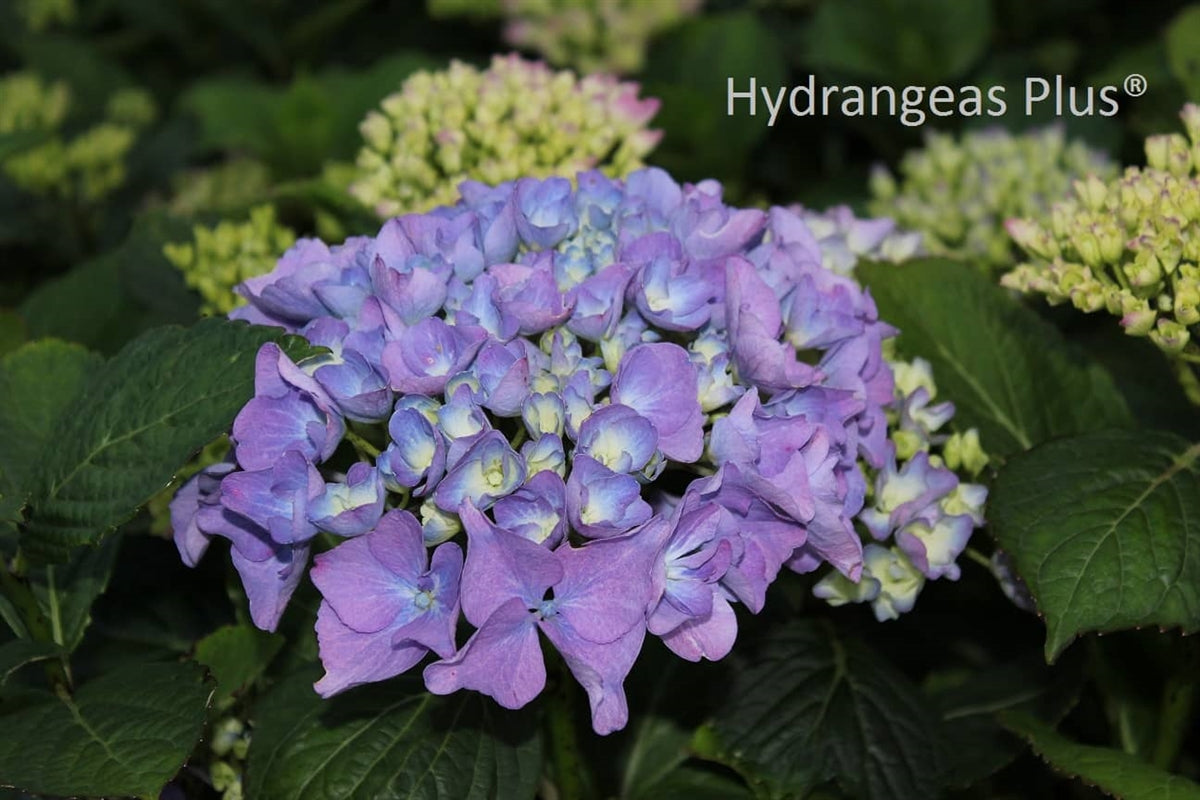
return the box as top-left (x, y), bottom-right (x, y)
top-left (175, 165), bottom-right (987, 735)
top-left (312, 510), bottom-right (462, 696)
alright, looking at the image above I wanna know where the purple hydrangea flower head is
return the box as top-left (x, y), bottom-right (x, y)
top-left (178, 165), bottom-right (987, 733)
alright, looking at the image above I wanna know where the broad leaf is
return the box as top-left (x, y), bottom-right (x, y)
top-left (990, 430), bottom-right (1200, 661)
top-left (0, 660), bottom-right (211, 797)
top-left (0, 639), bottom-right (61, 687)
top-left (696, 620), bottom-right (946, 800)
top-left (20, 319), bottom-right (315, 563)
top-left (1000, 711), bottom-right (1200, 800)
top-left (246, 670), bottom-right (542, 800)
top-left (0, 340), bottom-right (102, 508)
top-left (194, 623), bottom-right (282, 704)
top-left (859, 259), bottom-right (1131, 458)
top-left (930, 652), bottom-right (1083, 786)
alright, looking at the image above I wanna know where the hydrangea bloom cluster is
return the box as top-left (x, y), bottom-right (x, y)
top-left (790, 204), bottom-right (925, 275)
top-left (782, 203), bottom-right (988, 620)
top-left (164, 205), bottom-right (297, 315)
top-left (349, 55), bottom-right (661, 218)
top-left (171, 167), bottom-right (986, 734)
top-left (428, 0), bottom-right (702, 74)
top-left (813, 351), bottom-right (988, 620)
top-left (0, 72), bottom-right (154, 202)
top-left (1004, 105), bottom-right (1200, 390)
top-left (869, 125), bottom-right (1115, 271)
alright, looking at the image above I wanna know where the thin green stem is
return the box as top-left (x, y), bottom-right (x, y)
top-left (1152, 639), bottom-right (1199, 770)
top-left (345, 427), bottom-right (381, 459)
top-left (0, 559), bottom-right (71, 692)
top-left (546, 654), bottom-right (593, 800)
top-left (1171, 358), bottom-right (1200, 406)
top-left (963, 547), bottom-right (993, 571)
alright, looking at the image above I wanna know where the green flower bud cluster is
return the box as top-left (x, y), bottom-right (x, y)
top-left (0, 73), bottom-right (155, 202)
top-left (15, 0), bottom-right (75, 31)
top-left (870, 125), bottom-right (1115, 271)
top-left (350, 54), bottom-right (662, 217)
top-left (163, 206), bottom-right (297, 315)
top-left (1003, 105), bottom-right (1200, 367)
top-left (428, 0), bottom-right (701, 74)
top-left (0, 72), bottom-right (70, 134)
top-left (207, 716), bottom-right (250, 800)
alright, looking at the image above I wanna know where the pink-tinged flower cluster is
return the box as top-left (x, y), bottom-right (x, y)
top-left (170, 167), bottom-right (981, 734)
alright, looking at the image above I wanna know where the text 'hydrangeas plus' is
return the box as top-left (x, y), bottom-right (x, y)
top-left (171, 167), bottom-right (986, 734)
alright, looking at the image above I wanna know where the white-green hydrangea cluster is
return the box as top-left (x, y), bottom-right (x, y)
top-left (1004, 105), bottom-right (1200, 377)
top-left (0, 72), bottom-right (155, 202)
top-left (869, 125), bottom-right (1116, 271)
top-left (163, 205), bottom-right (297, 315)
top-left (429, 0), bottom-right (701, 74)
top-left (349, 54), bottom-right (661, 217)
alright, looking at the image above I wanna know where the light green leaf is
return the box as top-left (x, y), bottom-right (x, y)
top-left (990, 430), bottom-right (1200, 661)
top-left (20, 318), bottom-right (317, 563)
top-left (696, 620), bottom-right (946, 800)
top-left (0, 660), bottom-right (212, 798)
top-left (1166, 5), bottom-right (1200, 98)
top-left (0, 312), bottom-right (24, 358)
top-left (859, 258), bottom-right (1131, 458)
top-left (194, 623), bottom-right (282, 704)
top-left (1000, 711), bottom-right (1200, 799)
top-left (0, 639), bottom-right (62, 687)
top-left (246, 670), bottom-right (542, 800)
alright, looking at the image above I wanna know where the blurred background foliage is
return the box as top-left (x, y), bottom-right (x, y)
top-left (1, 1), bottom-right (1199, 798)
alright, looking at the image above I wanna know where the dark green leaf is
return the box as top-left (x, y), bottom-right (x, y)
top-left (21, 319), bottom-right (316, 563)
top-left (644, 12), bottom-right (786, 182)
top-left (930, 652), bottom-right (1083, 786)
top-left (621, 715), bottom-right (692, 800)
top-left (999, 711), bottom-right (1200, 799)
top-left (28, 531), bottom-right (122, 652)
top-left (859, 258), bottom-right (1131, 458)
top-left (0, 660), bottom-right (211, 797)
top-left (635, 766), bottom-right (752, 800)
top-left (0, 639), bottom-right (61, 687)
top-left (194, 623), bottom-right (282, 704)
top-left (990, 430), bottom-right (1200, 661)
top-left (0, 340), bottom-right (102, 511)
top-left (0, 312), bottom-right (24, 358)
top-left (19, 254), bottom-right (164, 355)
top-left (697, 620), bottom-right (946, 800)
top-left (246, 670), bottom-right (543, 800)
top-left (805, 0), bottom-right (992, 83)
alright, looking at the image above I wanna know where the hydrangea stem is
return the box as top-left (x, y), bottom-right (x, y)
top-left (1171, 358), bottom-right (1200, 406)
top-left (1152, 638), bottom-right (1199, 770)
top-left (0, 557), bottom-right (72, 692)
top-left (546, 653), bottom-right (593, 800)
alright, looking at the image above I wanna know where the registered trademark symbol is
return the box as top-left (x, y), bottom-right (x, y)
top-left (1124, 73), bottom-right (1148, 96)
